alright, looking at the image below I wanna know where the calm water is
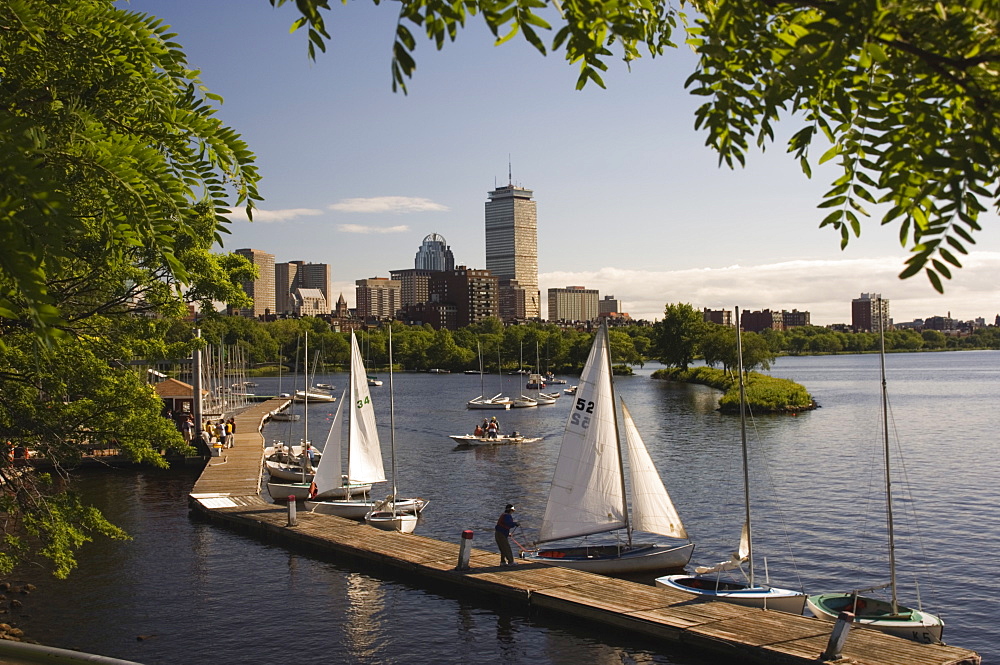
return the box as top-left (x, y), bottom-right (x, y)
top-left (10, 351), bottom-right (998, 663)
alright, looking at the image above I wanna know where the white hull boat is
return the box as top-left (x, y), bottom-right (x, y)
top-left (306, 496), bottom-right (428, 519)
top-left (449, 434), bottom-right (541, 446)
top-left (524, 542), bottom-right (695, 574)
top-left (268, 479), bottom-right (372, 502)
top-left (653, 307), bottom-right (805, 614)
top-left (467, 394), bottom-right (512, 410)
top-left (366, 511), bottom-right (417, 533)
top-left (294, 389), bottom-right (335, 402)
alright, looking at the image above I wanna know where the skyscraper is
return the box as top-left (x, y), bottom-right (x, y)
top-left (276, 261), bottom-right (332, 315)
top-left (548, 286), bottom-right (599, 322)
top-left (234, 248), bottom-right (275, 319)
top-left (485, 180), bottom-right (539, 319)
top-left (414, 233), bottom-right (455, 271)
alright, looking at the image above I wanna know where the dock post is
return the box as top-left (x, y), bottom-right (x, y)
top-left (457, 530), bottom-right (474, 569)
top-left (821, 611), bottom-right (854, 661)
top-left (287, 496), bottom-right (298, 526)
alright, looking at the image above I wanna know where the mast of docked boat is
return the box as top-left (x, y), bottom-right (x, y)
top-left (878, 298), bottom-right (899, 614)
top-left (735, 307), bottom-right (754, 587)
top-left (388, 326), bottom-right (398, 519)
top-left (478, 340), bottom-right (486, 399)
top-left (302, 330), bottom-right (310, 482)
top-left (601, 319), bottom-right (631, 547)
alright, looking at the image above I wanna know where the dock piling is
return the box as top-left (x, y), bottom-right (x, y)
top-left (457, 529), bottom-right (474, 569)
top-left (287, 496), bottom-right (297, 526)
top-left (821, 611), bottom-right (854, 661)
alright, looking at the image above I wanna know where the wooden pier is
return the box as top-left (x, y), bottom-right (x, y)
top-left (189, 398), bottom-right (980, 665)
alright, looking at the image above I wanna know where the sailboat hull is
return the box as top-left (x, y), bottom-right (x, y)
top-left (449, 434), bottom-right (541, 446)
top-left (305, 497), bottom-right (428, 520)
top-left (267, 481), bottom-right (372, 502)
top-left (265, 459), bottom-right (317, 482)
top-left (656, 575), bottom-right (807, 614)
top-left (521, 542), bottom-right (694, 575)
top-left (366, 511), bottom-right (417, 533)
top-left (806, 593), bottom-right (944, 644)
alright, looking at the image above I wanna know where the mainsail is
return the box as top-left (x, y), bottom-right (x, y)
top-left (310, 392), bottom-right (345, 496)
top-left (347, 331), bottom-right (386, 484)
top-left (538, 326), bottom-right (625, 544)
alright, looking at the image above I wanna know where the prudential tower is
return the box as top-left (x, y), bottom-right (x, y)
top-left (485, 176), bottom-right (539, 320)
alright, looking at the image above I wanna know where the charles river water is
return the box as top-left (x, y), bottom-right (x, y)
top-left (8, 351), bottom-right (998, 664)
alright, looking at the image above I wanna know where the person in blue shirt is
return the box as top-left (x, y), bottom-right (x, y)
top-left (494, 503), bottom-right (520, 566)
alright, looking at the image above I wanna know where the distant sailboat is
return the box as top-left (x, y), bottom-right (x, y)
top-left (520, 323), bottom-right (694, 574)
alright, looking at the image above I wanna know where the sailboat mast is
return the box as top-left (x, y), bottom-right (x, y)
top-left (878, 299), bottom-right (899, 614)
top-left (478, 340), bottom-right (485, 397)
top-left (735, 307), bottom-right (754, 587)
top-left (388, 326), bottom-right (398, 517)
top-left (302, 331), bottom-right (310, 480)
top-left (601, 320), bottom-right (631, 545)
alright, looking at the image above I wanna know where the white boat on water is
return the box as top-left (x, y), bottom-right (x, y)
top-left (293, 388), bottom-right (336, 402)
top-left (306, 331), bottom-right (427, 523)
top-left (520, 323), bottom-right (694, 575)
top-left (805, 302), bottom-right (944, 643)
top-left (449, 433), bottom-right (542, 446)
top-left (564, 385), bottom-right (577, 395)
top-left (270, 412), bottom-right (300, 422)
top-left (656, 306), bottom-right (806, 614)
top-left (510, 395), bottom-right (538, 408)
top-left (467, 341), bottom-right (512, 409)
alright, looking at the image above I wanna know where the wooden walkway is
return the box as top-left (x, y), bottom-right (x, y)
top-left (188, 399), bottom-right (980, 665)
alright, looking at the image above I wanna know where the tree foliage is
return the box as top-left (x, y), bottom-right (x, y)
top-left (652, 303), bottom-right (705, 370)
top-left (0, 0), bottom-right (262, 578)
top-left (277, 0), bottom-right (1000, 289)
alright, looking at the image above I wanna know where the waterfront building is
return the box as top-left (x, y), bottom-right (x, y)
top-left (485, 180), bottom-right (540, 319)
top-left (548, 286), bottom-right (599, 323)
top-left (291, 287), bottom-right (327, 318)
top-left (740, 309), bottom-right (783, 332)
top-left (423, 266), bottom-right (499, 329)
top-left (852, 292), bottom-right (890, 332)
top-left (356, 277), bottom-right (401, 321)
top-left (276, 261), bottom-right (332, 315)
top-left (390, 268), bottom-right (437, 309)
top-left (782, 309), bottom-right (811, 328)
top-left (497, 278), bottom-right (530, 323)
top-left (703, 308), bottom-right (734, 326)
top-left (234, 248), bottom-right (275, 319)
top-left (414, 233), bottom-right (456, 271)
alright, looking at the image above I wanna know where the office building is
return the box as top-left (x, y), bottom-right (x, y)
top-left (414, 233), bottom-right (455, 271)
top-left (276, 261), bottom-right (332, 315)
top-left (782, 309), bottom-right (811, 328)
top-left (852, 293), bottom-right (890, 332)
top-left (485, 181), bottom-right (540, 319)
top-left (291, 288), bottom-right (327, 318)
top-left (424, 266), bottom-right (499, 329)
top-left (548, 286), bottom-right (599, 322)
top-left (356, 277), bottom-right (401, 321)
top-left (390, 268), bottom-right (437, 309)
top-left (599, 295), bottom-right (623, 317)
top-left (234, 248), bottom-right (275, 319)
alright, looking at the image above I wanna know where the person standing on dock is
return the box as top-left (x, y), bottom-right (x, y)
top-left (495, 503), bottom-right (519, 566)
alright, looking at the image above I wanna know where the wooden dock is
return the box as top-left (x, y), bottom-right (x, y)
top-left (189, 398), bottom-right (980, 665)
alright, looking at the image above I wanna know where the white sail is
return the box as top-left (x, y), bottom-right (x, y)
top-left (348, 332), bottom-right (386, 484)
top-left (622, 402), bottom-right (688, 540)
top-left (538, 326), bottom-right (625, 544)
top-left (310, 392), bottom-right (346, 496)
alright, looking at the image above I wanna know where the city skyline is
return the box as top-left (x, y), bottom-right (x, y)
top-left (128, 1), bottom-right (1000, 324)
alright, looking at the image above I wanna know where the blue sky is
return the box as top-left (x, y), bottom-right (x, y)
top-left (126, 0), bottom-right (999, 324)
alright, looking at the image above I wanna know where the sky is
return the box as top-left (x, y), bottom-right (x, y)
top-left (125, 0), bottom-right (1000, 325)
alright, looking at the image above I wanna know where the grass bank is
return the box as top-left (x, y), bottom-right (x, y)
top-left (651, 367), bottom-right (816, 413)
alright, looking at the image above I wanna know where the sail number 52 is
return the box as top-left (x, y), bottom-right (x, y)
top-left (571, 398), bottom-right (595, 429)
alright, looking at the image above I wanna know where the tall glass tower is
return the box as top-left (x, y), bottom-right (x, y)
top-left (414, 233), bottom-right (455, 271)
top-left (485, 182), bottom-right (539, 319)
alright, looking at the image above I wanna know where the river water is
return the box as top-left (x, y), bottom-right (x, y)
top-left (9, 351), bottom-right (998, 664)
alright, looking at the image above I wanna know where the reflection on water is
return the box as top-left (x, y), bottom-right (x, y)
top-left (7, 351), bottom-right (998, 663)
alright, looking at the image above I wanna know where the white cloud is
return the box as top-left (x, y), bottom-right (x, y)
top-left (328, 196), bottom-right (449, 214)
top-left (338, 224), bottom-right (410, 234)
top-left (224, 208), bottom-right (323, 223)
top-left (541, 252), bottom-right (1000, 324)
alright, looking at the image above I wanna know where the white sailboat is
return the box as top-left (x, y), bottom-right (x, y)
top-left (656, 307), bottom-right (806, 613)
top-left (266, 332), bottom-right (319, 488)
top-left (305, 332), bottom-right (425, 519)
top-left (467, 340), bottom-right (511, 410)
top-left (806, 303), bottom-right (944, 643)
top-left (366, 326), bottom-right (427, 533)
top-left (520, 323), bottom-right (694, 574)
